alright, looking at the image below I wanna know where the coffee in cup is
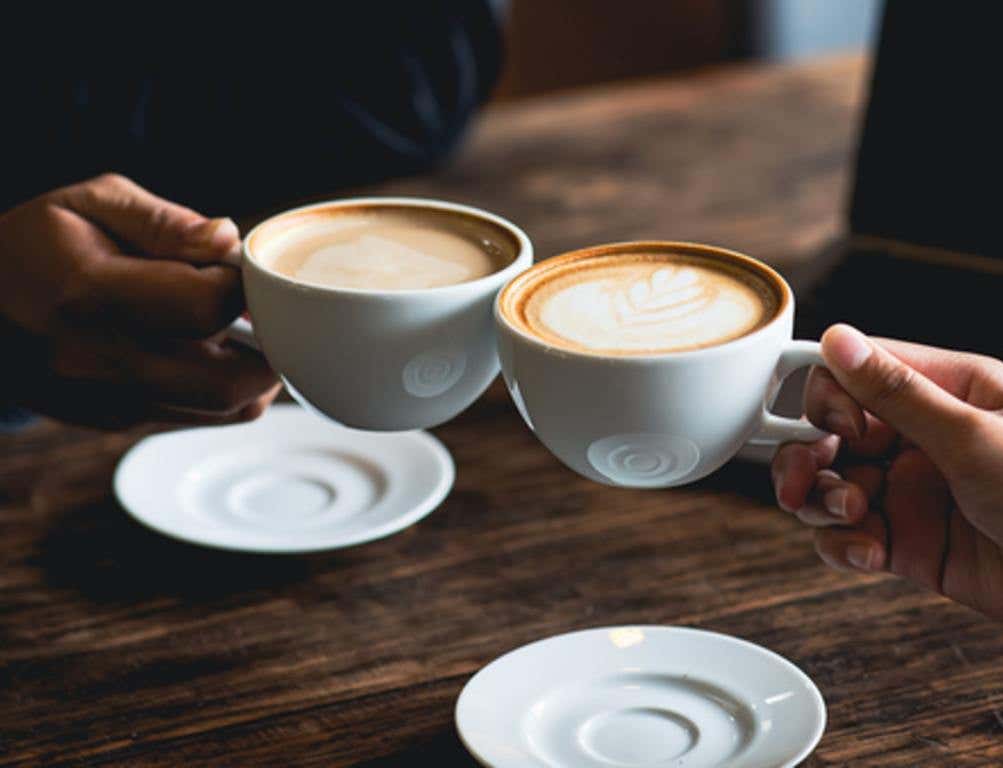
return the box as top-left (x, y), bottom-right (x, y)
top-left (503, 249), bottom-right (781, 355)
top-left (495, 242), bottom-right (828, 488)
top-left (255, 205), bottom-right (513, 291)
top-left (232, 198), bottom-right (533, 431)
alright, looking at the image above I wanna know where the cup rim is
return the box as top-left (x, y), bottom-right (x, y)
top-left (241, 196), bottom-right (533, 297)
top-left (495, 241), bottom-right (794, 363)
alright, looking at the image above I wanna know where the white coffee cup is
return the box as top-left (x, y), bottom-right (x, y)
top-left (494, 241), bottom-right (827, 488)
top-left (230, 197), bottom-right (532, 431)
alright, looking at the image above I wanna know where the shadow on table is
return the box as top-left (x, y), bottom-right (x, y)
top-left (30, 448), bottom-right (781, 611)
top-left (26, 384), bottom-right (781, 610)
top-left (30, 456), bottom-right (323, 604)
top-left (695, 456), bottom-right (777, 507)
top-left (352, 730), bottom-right (477, 767)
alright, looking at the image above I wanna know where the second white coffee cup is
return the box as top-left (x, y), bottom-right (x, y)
top-left (231, 197), bottom-right (532, 431)
top-left (494, 241), bottom-right (828, 488)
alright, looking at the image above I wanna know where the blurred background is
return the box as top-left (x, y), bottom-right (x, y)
top-left (493, 0), bottom-right (881, 100)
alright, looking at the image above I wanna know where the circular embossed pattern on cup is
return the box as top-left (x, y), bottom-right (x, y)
top-left (402, 348), bottom-right (467, 398)
top-left (587, 433), bottom-right (701, 487)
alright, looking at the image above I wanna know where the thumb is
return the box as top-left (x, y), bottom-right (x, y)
top-left (820, 324), bottom-right (976, 466)
top-left (56, 173), bottom-right (241, 266)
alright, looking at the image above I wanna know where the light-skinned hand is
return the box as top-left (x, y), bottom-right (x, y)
top-left (0, 174), bottom-right (279, 429)
top-left (772, 323), bottom-right (1003, 619)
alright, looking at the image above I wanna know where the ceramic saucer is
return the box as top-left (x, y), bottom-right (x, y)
top-left (456, 625), bottom-right (825, 768)
top-left (114, 403), bottom-right (453, 553)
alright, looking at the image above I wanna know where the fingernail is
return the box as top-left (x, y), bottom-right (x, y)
top-left (824, 487), bottom-right (849, 519)
top-left (208, 217), bottom-right (240, 250)
top-left (190, 216), bottom-right (239, 250)
top-left (771, 467), bottom-right (789, 510)
top-left (191, 217), bottom-right (242, 265)
top-left (845, 543), bottom-right (877, 571)
top-left (826, 325), bottom-right (872, 371)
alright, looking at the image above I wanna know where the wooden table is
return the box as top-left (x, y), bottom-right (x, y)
top-left (4, 56), bottom-right (1003, 767)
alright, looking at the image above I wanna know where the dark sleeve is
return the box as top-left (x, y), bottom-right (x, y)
top-left (1, 2), bottom-right (505, 216)
top-left (154, 1), bottom-right (507, 214)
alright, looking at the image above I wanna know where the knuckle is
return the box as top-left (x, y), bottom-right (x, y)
top-left (975, 354), bottom-right (1003, 388)
top-left (75, 174), bottom-right (130, 214)
top-left (53, 173), bottom-right (130, 210)
top-left (74, 178), bottom-right (105, 210)
top-left (869, 358), bottom-right (915, 405)
top-left (144, 204), bottom-right (176, 251)
top-left (92, 172), bottom-right (130, 190)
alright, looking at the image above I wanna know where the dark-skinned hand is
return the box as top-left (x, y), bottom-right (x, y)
top-left (0, 174), bottom-right (279, 429)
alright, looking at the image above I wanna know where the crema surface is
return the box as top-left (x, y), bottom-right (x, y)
top-left (254, 209), bottom-right (511, 290)
top-left (512, 253), bottom-right (779, 355)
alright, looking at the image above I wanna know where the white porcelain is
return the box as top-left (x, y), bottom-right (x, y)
top-left (113, 403), bottom-right (453, 553)
top-left (456, 626), bottom-right (825, 768)
top-left (495, 242), bottom-right (827, 488)
top-left (235, 197), bottom-right (532, 431)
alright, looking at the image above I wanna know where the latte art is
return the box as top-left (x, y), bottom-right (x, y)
top-left (538, 264), bottom-right (763, 352)
top-left (504, 248), bottom-right (780, 355)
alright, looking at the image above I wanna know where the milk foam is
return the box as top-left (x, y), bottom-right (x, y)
top-left (258, 216), bottom-right (502, 290)
top-left (527, 262), bottom-right (769, 353)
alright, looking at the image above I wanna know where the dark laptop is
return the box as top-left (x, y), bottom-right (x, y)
top-left (791, 0), bottom-right (1001, 356)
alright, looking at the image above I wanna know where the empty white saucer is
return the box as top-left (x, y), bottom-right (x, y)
top-left (114, 403), bottom-right (453, 553)
top-left (456, 626), bottom-right (825, 768)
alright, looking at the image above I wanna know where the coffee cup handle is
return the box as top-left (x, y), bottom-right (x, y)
top-left (227, 317), bottom-right (261, 351)
top-left (750, 340), bottom-right (829, 444)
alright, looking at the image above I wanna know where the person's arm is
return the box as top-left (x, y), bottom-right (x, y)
top-left (231, 2), bottom-right (505, 207)
top-left (2, 2), bottom-right (505, 218)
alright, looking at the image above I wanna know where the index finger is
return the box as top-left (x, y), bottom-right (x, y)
top-left (872, 337), bottom-right (1003, 409)
top-left (56, 174), bottom-right (242, 266)
top-left (86, 254), bottom-right (244, 337)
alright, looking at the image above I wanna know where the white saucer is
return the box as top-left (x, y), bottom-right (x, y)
top-left (114, 404), bottom-right (453, 553)
top-left (456, 626), bottom-right (825, 768)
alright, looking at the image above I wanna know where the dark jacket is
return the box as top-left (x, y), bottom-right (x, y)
top-left (1, 3), bottom-right (503, 216)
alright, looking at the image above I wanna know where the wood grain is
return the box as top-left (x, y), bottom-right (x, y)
top-left (5, 56), bottom-right (1002, 767)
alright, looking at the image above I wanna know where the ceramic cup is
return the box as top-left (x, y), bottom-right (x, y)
top-left (494, 241), bottom-right (828, 488)
top-left (229, 197), bottom-right (533, 431)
